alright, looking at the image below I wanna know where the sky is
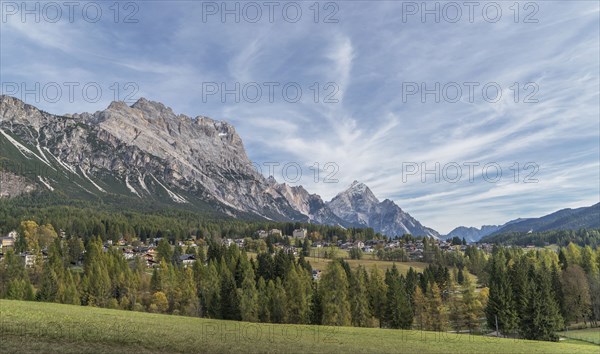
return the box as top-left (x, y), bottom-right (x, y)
top-left (1, 1), bottom-right (599, 233)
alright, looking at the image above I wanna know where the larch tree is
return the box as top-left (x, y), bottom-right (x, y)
top-left (319, 261), bottom-right (351, 326)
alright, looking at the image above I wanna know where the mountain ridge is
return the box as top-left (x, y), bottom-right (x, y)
top-left (0, 95), bottom-right (439, 238)
top-left (448, 204), bottom-right (599, 243)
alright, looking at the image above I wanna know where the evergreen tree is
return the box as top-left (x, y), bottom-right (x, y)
top-left (320, 261), bottom-right (351, 326)
top-left (203, 261), bottom-right (221, 318)
top-left (558, 248), bottom-right (568, 270)
top-left (178, 267), bottom-right (198, 316)
top-left (519, 263), bottom-right (563, 341)
top-left (219, 261), bottom-right (240, 320)
top-left (550, 264), bottom-right (566, 321)
top-left (238, 262), bottom-right (259, 322)
top-left (257, 277), bottom-right (271, 323)
top-left (349, 266), bottom-right (372, 327)
top-left (385, 266), bottom-right (413, 329)
top-left (157, 238), bottom-right (173, 263)
top-left (309, 282), bottom-right (322, 325)
top-left (457, 267), bottom-right (465, 285)
top-left (268, 278), bottom-right (287, 323)
top-left (284, 266), bottom-right (310, 324)
top-left (448, 280), bottom-right (463, 332)
top-left (81, 237), bottom-right (111, 307)
top-left (485, 249), bottom-right (517, 335)
top-left (427, 283), bottom-right (447, 331)
top-left (461, 276), bottom-right (483, 332)
top-left (150, 267), bottom-right (163, 292)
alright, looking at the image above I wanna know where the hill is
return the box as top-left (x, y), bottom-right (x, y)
top-left (1, 300), bottom-right (597, 354)
top-left (489, 203), bottom-right (600, 236)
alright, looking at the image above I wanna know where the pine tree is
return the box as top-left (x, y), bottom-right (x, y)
top-left (461, 276), bottom-right (483, 332)
top-left (257, 277), bottom-right (271, 323)
top-left (238, 262), bottom-right (259, 322)
top-left (520, 263), bottom-right (563, 341)
top-left (385, 266), bottom-right (413, 329)
top-left (150, 267), bottom-right (163, 292)
top-left (457, 267), bottom-right (465, 285)
top-left (178, 267), bottom-right (198, 316)
top-left (485, 249), bottom-right (517, 335)
top-left (349, 266), bottom-right (372, 327)
top-left (202, 261), bottom-right (221, 318)
top-left (558, 248), bottom-right (568, 270)
top-left (81, 237), bottom-right (111, 307)
top-left (284, 266), bottom-right (310, 324)
top-left (268, 278), bottom-right (288, 323)
top-left (320, 261), bottom-right (351, 326)
top-left (550, 264), bottom-right (566, 321)
top-left (157, 238), bottom-right (173, 263)
top-left (36, 266), bottom-right (60, 302)
top-left (413, 285), bottom-right (427, 330)
top-left (427, 283), bottom-right (447, 331)
top-left (220, 262), bottom-right (240, 320)
top-left (310, 282), bottom-right (322, 325)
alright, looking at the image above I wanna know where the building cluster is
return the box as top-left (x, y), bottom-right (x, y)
top-left (0, 228), bottom-right (500, 269)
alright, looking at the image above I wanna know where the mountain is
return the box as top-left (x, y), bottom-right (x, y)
top-left (0, 95), bottom-right (309, 220)
top-left (327, 181), bottom-right (440, 238)
top-left (444, 225), bottom-right (501, 243)
top-left (483, 203), bottom-right (600, 237)
top-left (0, 95), bottom-right (438, 237)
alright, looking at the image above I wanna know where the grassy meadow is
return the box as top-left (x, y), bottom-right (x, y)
top-left (559, 328), bottom-right (600, 345)
top-left (1, 299), bottom-right (598, 354)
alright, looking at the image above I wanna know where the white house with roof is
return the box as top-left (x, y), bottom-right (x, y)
top-left (293, 228), bottom-right (307, 239)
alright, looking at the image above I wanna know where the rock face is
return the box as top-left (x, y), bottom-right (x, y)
top-left (328, 181), bottom-right (440, 238)
top-left (0, 170), bottom-right (36, 198)
top-left (0, 95), bottom-right (439, 237)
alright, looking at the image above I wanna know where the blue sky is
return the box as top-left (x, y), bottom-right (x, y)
top-left (1, 1), bottom-right (599, 233)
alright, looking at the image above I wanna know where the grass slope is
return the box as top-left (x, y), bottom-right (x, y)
top-left (559, 328), bottom-right (600, 345)
top-left (1, 300), bottom-right (597, 354)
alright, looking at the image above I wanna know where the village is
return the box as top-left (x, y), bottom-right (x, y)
top-left (0, 226), bottom-right (503, 276)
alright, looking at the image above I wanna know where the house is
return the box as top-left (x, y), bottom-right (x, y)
top-left (354, 240), bottom-right (365, 249)
top-left (123, 249), bottom-right (135, 260)
top-left (257, 230), bottom-right (268, 238)
top-left (134, 246), bottom-right (150, 254)
top-left (292, 228), bottom-right (307, 239)
top-left (0, 230), bottom-right (18, 249)
top-left (282, 246), bottom-right (298, 256)
top-left (179, 254), bottom-right (196, 267)
top-left (20, 252), bottom-right (36, 267)
top-left (269, 229), bottom-right (282, 237)
top-left (222, 238), bottom-right (234, 247)
top-left (234, 239), bottom-right (245, 247)
top-left (0, 237), bottom-right (15, 249)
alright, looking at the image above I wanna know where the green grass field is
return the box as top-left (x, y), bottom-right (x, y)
top-left (248, 249), bottom-right (428, 274)
top-left (305, 255), bottom-right (427, 273)
top-left (1, 300), bottom-right (598, 354)
top-left (559, 328), bottom-right (600, 345)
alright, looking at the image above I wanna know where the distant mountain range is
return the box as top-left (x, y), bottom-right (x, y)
top-left (0, 95), bottom-right (438, 238)
top-left (446, 203), bottom-right (600, 242)
top-left (444, 225), bottom-right (502, 243)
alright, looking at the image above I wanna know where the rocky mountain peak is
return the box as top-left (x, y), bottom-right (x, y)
top-left (0, 95), bottom-right (441, 238)
top-left (336, 180), bottom-right (379, 204)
